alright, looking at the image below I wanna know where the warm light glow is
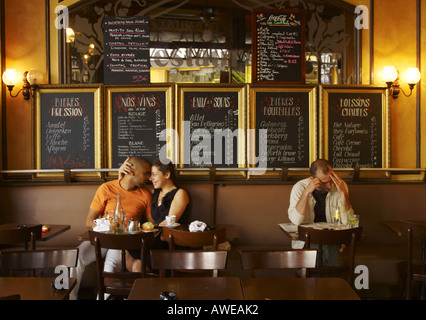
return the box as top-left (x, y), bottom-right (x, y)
top-left (27, 69), bottom-right (43, 85)
top-left (2, 69), bottom-right (19, 86)
top-left (66, 28), bottom-right (75, 43)
top-left (382, 66), bottom-right (398, 83)
top-left (405, 68), bottom-right (421, 85)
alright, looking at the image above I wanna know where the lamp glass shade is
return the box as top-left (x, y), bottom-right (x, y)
top-left (382, 66), bottom-right (398, 83)
top-left (2, 69), bottom-right (19, 86)
top-left (27, 69), bottom-right (43, 85)
top-left (405, 68), bottom-right (421, 85)
top-left (66, 27), bottom-right (75, 43)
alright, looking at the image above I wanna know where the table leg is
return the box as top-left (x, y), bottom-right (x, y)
top-left (318, 244), bottom-right (323, 267)
top-left (121, 250), bottom-right (126, 273)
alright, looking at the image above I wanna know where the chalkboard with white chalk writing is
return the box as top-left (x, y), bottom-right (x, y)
top-left (103, 16), bottom-right (150, 85)
top-left (106, 85), bottom-right (172, 167)
top-left (250, 86), bottom-right (316, 169)
top-left (178, 85), bottom-right (245, 169)
top-left (321, 86), bottom-right (389, 169)
top-left (34, 85), bottom-right (102, 178)
top-left (252, 9), bottom-right (305, 84)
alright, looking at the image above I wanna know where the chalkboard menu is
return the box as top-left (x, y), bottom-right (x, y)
top-left (252, 9), bottom-right (305, 84)
top-left (106, 86), bottom-right (172, 168)
top-left (34, 86), bottom-right (102, 178)
top-left (178, 86), bottom-right (245, 169)
top-left (250, 86), bottom-right (316, 168)
top-left (321, 86), bottom-right (389, 169)
top-left (103, 16), bottom-right (150, 85)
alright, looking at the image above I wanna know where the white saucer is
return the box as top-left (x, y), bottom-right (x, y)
top-left (141, 228), bottom-right (158, 233)
top-left (164, 222), bottom-right (180, 228)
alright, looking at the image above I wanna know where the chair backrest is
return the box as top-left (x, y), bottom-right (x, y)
top-left (162, 226), bottom-right (226, 250)
top-left (0, 248), bottom-right (78, 276)
top-left (239, 249), bottom-right (317, 278)
top-left (0, 225), bottom-right (42, 250)
top-left (297, 226), bottom-right (363, 284)
top-left (298, 226), bottom-right (363, 246)
top-left (88, 230), bottom-right (155, 251)
top-left (400, 220), bottom-right (426, 300)
top-left (151, 250), bottom-right (228, 277)
top-left (88, 230), bottom-right (155, 300)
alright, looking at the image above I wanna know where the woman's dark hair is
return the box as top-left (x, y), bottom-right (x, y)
top-left (152, 158), bottom-right (176, 181)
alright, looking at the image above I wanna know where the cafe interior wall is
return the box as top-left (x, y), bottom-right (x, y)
top-left (373, 0), bottom-right (419, 171)
top-left (422, 1), bottom-right (426, 169)
top-left (3, 0), bottom-right (47, 170)
top-left (1, 1), bottom-right (426, 248)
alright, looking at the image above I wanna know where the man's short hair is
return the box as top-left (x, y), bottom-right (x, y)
top-left (310, 159), bottom-right (332, 177)
top-left (127, 156), bottom-right (151, 169)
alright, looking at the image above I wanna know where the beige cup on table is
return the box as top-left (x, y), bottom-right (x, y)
top-left (165, 215), bottom-right (176, 226)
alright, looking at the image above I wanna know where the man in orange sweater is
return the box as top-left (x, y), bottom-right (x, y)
top-left (70, 156), bottom-right (152, 300)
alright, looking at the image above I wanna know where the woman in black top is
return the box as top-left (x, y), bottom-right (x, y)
top-left (149, 158), bottom-right (189, 225)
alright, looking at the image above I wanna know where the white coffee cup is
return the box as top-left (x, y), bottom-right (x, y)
top-left (165, 215), bottom-right (176, 226)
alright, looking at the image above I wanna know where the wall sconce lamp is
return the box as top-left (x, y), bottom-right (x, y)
top-left (382, 66), bottom-right (421, 99)
top-left (66, 27), bottom-right (75, 43)
top-left (2, 69), bottom-right (42, 100)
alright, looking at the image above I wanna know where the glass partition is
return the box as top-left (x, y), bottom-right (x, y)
top-left (51, 0), bottom-right (362, 85)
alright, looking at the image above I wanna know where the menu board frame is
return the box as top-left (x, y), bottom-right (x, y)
top-left (105, 84), bottom-right (174, 177)
top-left (252, 9), bottom-right (306, 85)
top-left (319, 85), bottom-right (390, 178)
top-left (33, 84), bottom-right (103, 180)
top-left (248, 85), bottom-right (317, 177)
top-left (177, 84), bottom-right (246, 177)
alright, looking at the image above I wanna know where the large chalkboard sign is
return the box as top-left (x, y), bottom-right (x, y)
top-left (34, 85), bottom-right (102, 179)
top-left (106, 85), bottom-right (173, 169)
top-left (320, 86), bottom-right (390, 170)
top-left (252, 9), bottom-right (305, 85)
top-left (178, 85), bottom-right (246, 170)
top-left (249, 86), bottom-right (316, 170)
top-left (103, 16), bottom-right (150, 85)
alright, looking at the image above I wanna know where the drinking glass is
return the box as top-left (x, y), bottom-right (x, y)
top-left (105, 210), bottom-right (114, 232)
top-left (348, 214), bottom-right (360, 228)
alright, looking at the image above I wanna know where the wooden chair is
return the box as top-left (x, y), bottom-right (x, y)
top-left (297, 225), bottom-right (362, 284)
top-left (0, 248), bottom-right (78, 277)
top-left (0, 224), bottom-right (42, 250)
top-left (400, 220), bottom-right (426, 300)
top-left (239, 249), bottom-right (318, 278)
top-left (162, 226), bottom-right (227, 277)
top-left (88, 230), bottom-right (155, 300)
top-left (150, 250), bottom-right (228, 278)
top-left (162, 226), bottom-right (226, 250)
